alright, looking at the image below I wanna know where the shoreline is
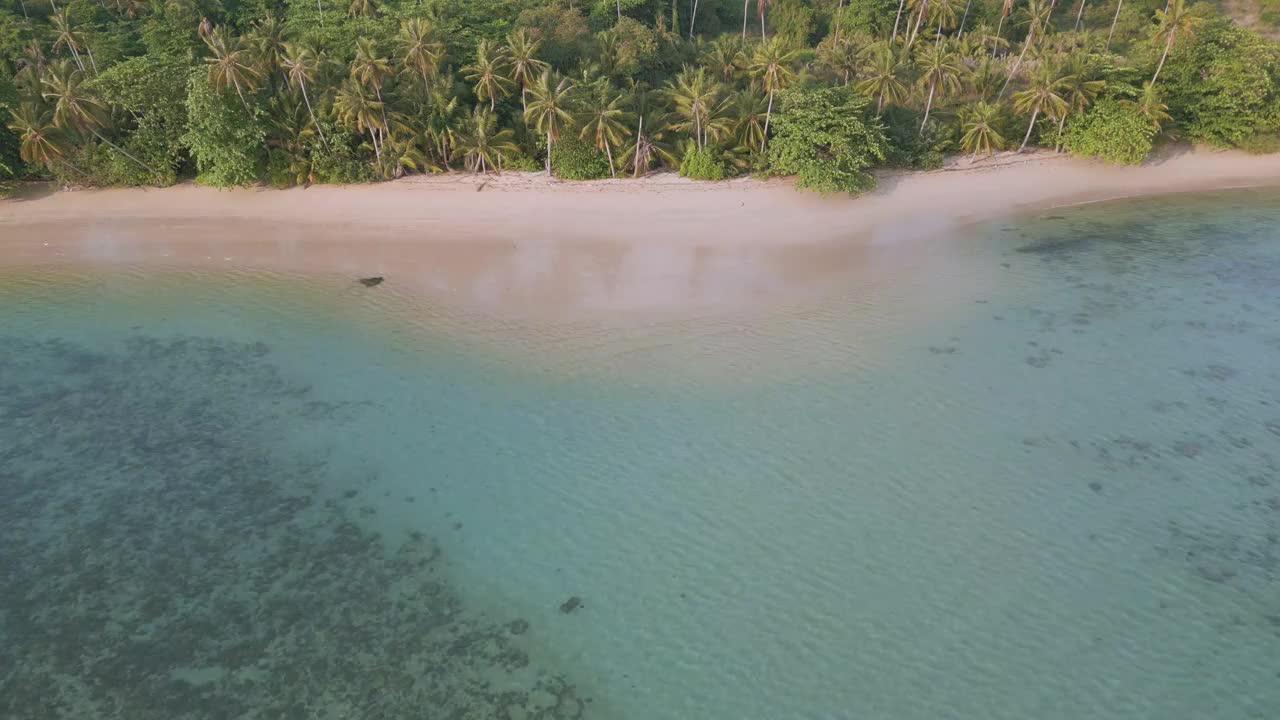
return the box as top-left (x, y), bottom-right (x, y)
top-left (3, 147), bottom-right (1280, 248)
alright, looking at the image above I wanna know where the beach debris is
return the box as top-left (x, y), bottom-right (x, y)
top-left (559, 596), bottom-right (583, 614)
top-left (358, 276), bottom-right (384, 287)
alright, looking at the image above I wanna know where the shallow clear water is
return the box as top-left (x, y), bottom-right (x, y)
top-left (3, 189), bottom-right (1280, 719)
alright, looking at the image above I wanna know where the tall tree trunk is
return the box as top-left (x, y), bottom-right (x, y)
top-left (920, 79), bottom-right (937, 133)
top-left (892, 0), bottom-right (906, 42)
top-left (1074, 0), bottom-right (1087, 31)
top-left (1106, 0), bottom-right (1123, 49)
top-left (1055, 111), bottom-right (1068, 151)
top-left (743, 0), bottom-right (750, 39)
top-left (91, 127), bottom-right (156, 175)
top-left (834, 0), bottom-right (845, 40)
top-left (545, 132), bottom-right (552, 176)
top-left (634, 115), bottom-right (644, 177)
top-left (997, 30), bottom-right (1034, 100)
top-left (300, 81), bottom-right (329, 150)
top-left (1019, 107), bottom-right (1039, 151)
top-left (318, 0), bottom-right (324, 25)
top-left (232, 77), bottom-right (251, 114)
top-left (1150, 33), bottom-right (1173, 84)
top-left (762, 88), bottom-right (774, 152)
top-left (760, 1), bottom-right (766, 41)
top-left (690, 0), bottom-right (698, 39)
top-left (616, 0), bottom-right (621, 20)
top-left (20, 0), bottom-right (28, 20)
top-left (604, 138), bottom-right (615, 177)
top-left (959, 0), bottom-right (975, 37)
top-left (85, 45), bottom-right (99, 74)
top-left (909, 2), bottom-right (927, 46)
top-left (69, 44), bottom-right (85, 73)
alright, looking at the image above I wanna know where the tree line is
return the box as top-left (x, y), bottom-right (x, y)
top-left (0, 0), bottom-right (1278, 193)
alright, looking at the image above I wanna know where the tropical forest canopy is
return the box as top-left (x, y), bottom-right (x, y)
top-left (0, 0), bottom-right (1278, 193)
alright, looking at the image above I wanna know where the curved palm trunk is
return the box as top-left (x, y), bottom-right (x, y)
top-left (909, 2), bottom-right (927, 46)
top-left (69, 44), bottom-right (86, 73)
top-left (634, 115), bottom-right (644, 177)
top-left (743, 0), bottom-right (750, 39)
top-left (545, 131), bottom-right (553, 176)
top-left (690, 0), bottom-right (699, 39)
top-left (959, 0), bottom-right (975, 37)
top-left (1151, 33), bottom-right (1174, 84)
top-left (762, 88), bottom-right (774, 152)
top-left (232, 77), bottom-right (252, 114)
top-left (920, 79), bottom-right (937, 133)
top-left (1106, 0), bottom-right (1123, 49)
top-left (604, 138), bottom-right (615, 177)
top-left (90, 127), bottom-right (156, 175)
top-left (998, 29), bottom-right (1035, 100)
top-left (616, 0), bottom-right (621, 19)
top-left (1019, 106), bottom-right (1040, 151)
top-left (299, 81), bottom-right (329, 150)
top-left (1074, 0), bottom-right (1087, 31)
top-left (19, 0), bottom-right (28, 20)
top-left (85, 46), bottom-right (99, 75)
top-left (892, 0), bottom-right (907, 42)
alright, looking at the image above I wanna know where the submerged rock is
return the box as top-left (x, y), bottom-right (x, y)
top-left (559, 596), bottom-right (583, 614)
top-left (358, 276), bottom-right (384, 287)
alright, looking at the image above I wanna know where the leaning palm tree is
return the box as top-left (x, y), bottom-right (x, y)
top-left (351, 37), bottom-right (392, 106)
top-left (578, 80), bottom-right (630, 177)
top-left (282, 43), bottom-right (328, 150)
top-left (503, 29), bottom-right (547, 114)
top-left (334, 78), bottom-right (386, 161)
top-left (856, 44), bottom-right (910, 114)
top-left (423, 84), bottom-right (463, 169)
top-left (6, 103), bottom-right (78, 175)
top-left (915, 39), bottom-right (964, 133)
top-left (756, 0), bottom-right (771, 41)
top-left (453, 106), bottom-right (519, 174)
top-left (50, 10), bottom-right (95, 74)
top-left (1134, 80), bottom-right (1172, 131)
top-left (398, 18), bottom-right (444, 91)
top-left (747, 39), bottom-right (797, 150)
top-left (666, 66), bottom-right (724, 150)
top-left (960, 101), bottom-right (1006, 158)
top-left (729, 87), bottom-right (768, 153)
top-left (202, 26), bottom-right (262, 113)
top-left (1106, 0), bottom-right (1123, 49)
top-left (464, 39), bottom-right (513, 111)
top-left (41, 61), bottom-right (156, 174)
top-left (1054, 54), bottom-right (1106, 148)
top-left (1149, 0), bottom-right (1199, 84)
top-left (524, 69), bottom-right (576, 176)
top-left (998, 0), bottom-right (1053, 100)
top-left (347, 0), bottom-right (376, 18)
top-left (1011, 60), bottom-right (1068, 151)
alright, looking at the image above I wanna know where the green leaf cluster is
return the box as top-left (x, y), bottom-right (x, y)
top-left (765, 85), bottom-right (887, 194)
top-left (550, 135), bottom-right (611, 179)
top-left (1062, 98), bottom-right (1157, 165)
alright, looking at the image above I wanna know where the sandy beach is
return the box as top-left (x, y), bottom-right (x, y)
top-left (2, 146), bottom-right (1278, 317)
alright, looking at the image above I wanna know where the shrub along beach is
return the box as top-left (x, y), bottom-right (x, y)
top-left (0, 0), bottom-right (1278, 196)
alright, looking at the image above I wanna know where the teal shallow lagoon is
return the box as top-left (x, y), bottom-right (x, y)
top-left (2, 189), bottom-right (1280, 719)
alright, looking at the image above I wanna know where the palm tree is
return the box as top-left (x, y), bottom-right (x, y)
top-left (729, 87), bottom-right (768, 153)
top-left (334, 78), bottom-right (386, 161)
top-left (748, 39), bottom-right (797, 150)
top-left (50, 10), bottom-right (95, 75)
top-left (453, 106), bottom-right (519, 174)
top-left (757, 0), bottom-right (770, 41)
top-left (1134, 80), bottom-right (1172, 131)
top-left (423, 84), bottom-right (463, 169)
top-left (503, 29), bottom-right (547, 114)
top-left (6, 103), bottom-right (77, 175)
top-left (915, 39), bottom-right (964, 133)
top-left (960, 101), bottom-right (1006, 158)
top-left (893, 0), bottom-right (908, 42)
top-left (1106, 0), bottom-right (1123, 50)
top-left (1150, 0), bottom-right (1199, 84)
top-left (398, 18), bottom-right (444, 92)
top-left (1011, 60), bottom-right (1068, 151)
top-left (997, 0), bottom-right (1015, 43)
top-left (347, 0), bottom-right (376, 18)
top-left (666, 66), bottom-right (724, 150)
top-left (689, 0), bottom-right (700, 40)
top-left (250, 15), bottom-right (288, 87)
top-left (351, 37), bottom-right (392, 104)
top-left (702, 36), bottom-right (745, 83)
top-left (1054, 54), bottom-right (1105, 148)
top-left (578, 81), bottom-right (630, 177)
top-left (525, 69), bottom-right (576, 176)
top-left (41, 61), bottom-right (156, 174)
top-left (282, 43), bottom-right (329, 150)
top-left (998, 0), bottom-right (1053, 100)
top-left (1073, 0), bottom-right (1088, 32)
top-left (816, 34), bottom-right (859, 86)
top-left (202, 26), bottom-right (262, 113)
top-left (857, 44), bottom-right (909, 113)
top-left (464, 39), bottom-right (513, 111)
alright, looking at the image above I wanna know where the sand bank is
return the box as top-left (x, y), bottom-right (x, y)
top-left (2, 146), bottom-right (1277, 317)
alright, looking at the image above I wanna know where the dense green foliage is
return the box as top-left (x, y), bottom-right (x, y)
top-left (0, 0), bottom-right (1278, 194)
top-left (766, 85), bottom-right (886, 192)
top-left (1062, 98), bottom-right (1157, 164)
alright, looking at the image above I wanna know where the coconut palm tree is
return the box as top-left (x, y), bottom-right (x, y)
top-left (1134, 80), bottom-right (1172, 131)
top-left (998, 0), bottom-right (1053, 100)
top-left (816, 34), bottom-right (860, 86)
top-left (757, 0), bottom-right (771, 41)
top-left (702, 36), bottom-right (745, 83)
top-left (1073, 0), bottom-right (1088, 32)
top-left (41, 61), bottom-right (156, 174)
top-left (857, 44), bottom-right (909, 113)
top-left (960, 101), bottom-right (1006, 158)
top-left (748, 39), bottom-right (797, 150)
top-left (464, 39), bottom-right (513, 111)
top-left (202, 26), bottom-right (262, 113)
top-left (525, 69), bottom-right (576, 176)
top-left (915, 39), bottom-right (964, 133)
top-left (729, 86), bottom-right (768, 153)
top-left (423, 84), bottom-right (463, 169)
top-left (334, 78), bottom-right (386, 161)
top-left (351, 37), bottom-right (392, 105)
top-left (282, 43), bottom-right (329, 150)
top-left (1011, 60), bottom-right (1068, 151)
top-left (503, 29), bottom-right (547, 114)
top-left (453, 106), bottom-right (519, 174)
top-left (578, 80), bottom-right (630, 177)
top-left (1149, 0), bottom-right (1199, 85)
top-left (6, 103), bottom-right (78, 175)
top-left (1106, 0), bottom-right (1123, 49)
top-left (666, 66), bottom-right (724, 150)
top-left (50, 10), bottom-right (95, 74)
top-left (893, 0), bottom-right (909, 42)
top-left (348, 0), bottom-right (376, 18)
top-left (250, 15), bottom-right (288, 87)
top-left (398, 18), bottom-right (444, 92)
top-left (1054, 54), bottom-right (1106, 148)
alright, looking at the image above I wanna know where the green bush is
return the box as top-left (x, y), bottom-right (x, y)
top-left (678, 144), bottom-right (726, 180)
top-left (550, 135), bottom-right (611, 179)
top-left (880, 105), bottom-right (946, 170)
top-left (181, 69), bottom-right (267, 187)
top-left (310, 136), bottom-right (375, 184)
top-left (765, 85), bottom-right (888, 194)
top-left (1062, 99), bottom-right (1157, 165)
top-left (1237, 131), bottom-right (1280, 155)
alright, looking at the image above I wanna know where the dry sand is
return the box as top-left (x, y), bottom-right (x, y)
top-left (2, 146), bottom-right (1278, 317)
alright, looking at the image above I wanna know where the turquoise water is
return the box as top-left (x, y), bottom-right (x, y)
top-left (3, 189), bottom-right (1280, 719)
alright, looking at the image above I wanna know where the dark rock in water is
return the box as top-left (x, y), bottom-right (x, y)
top-left (508, 619), bottom-right (529, 635)
top-left (559, 596), bottom-right (583, 614)
top-left (358, 276), bottom-right (384, 287)
top-left (1088, 481), bottom-right (1103, 494)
